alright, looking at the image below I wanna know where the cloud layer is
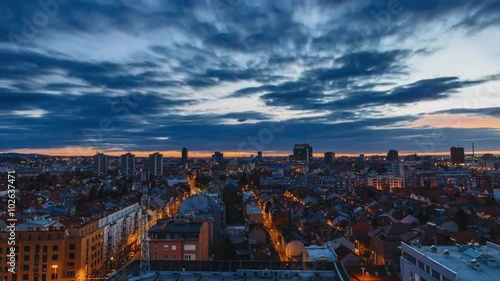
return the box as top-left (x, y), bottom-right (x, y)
top-left (1, 0), bottom-right (499, 155)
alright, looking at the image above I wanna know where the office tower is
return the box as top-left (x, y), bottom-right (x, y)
top-left (257, 151), bottom-right (263, 159)
top-left (293, 144), bottom-right (313, 163)
top-left (94, 152), bottom-right (108, 176)
top-left (120, 153), bottom-right (136, 177)
top-left (148, 152), bottom-right (163, 176)
top-left (324, 151), bottom-right (335, 165)
top-left (212, 151), bottom-right (224, 165)
top-left (182, 147), bottom-right (188, 163)
top-left (387, 149), bottom-right (399, 161)
top-left (450, 146), bottom-right (465, 164)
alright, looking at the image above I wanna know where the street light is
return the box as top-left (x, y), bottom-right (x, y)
top-left (361, 263), bottom-right (366, 281)
top-left (51, 265), bottom-right (58, 280)
top-left (110, 257), bottom-right (114, 271)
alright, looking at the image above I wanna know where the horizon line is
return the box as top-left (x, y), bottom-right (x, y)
top-left (2, 147), bottom-right (500, 158)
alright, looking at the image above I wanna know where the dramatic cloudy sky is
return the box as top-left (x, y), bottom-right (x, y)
top-left (1, 0), bottom-right (500, 156)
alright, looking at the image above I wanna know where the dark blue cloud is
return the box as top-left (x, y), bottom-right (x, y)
top-left (254, 76), bottom-right (494, 111)
top-left (1, 0), bottom-right (500, 153)
top-left (431, 107), bottom-right (500, 118)
top-left (325, 76), bottom-right (487, 109)
top-left (204, 32), bottom-right (247, 51)
top-left (303, 50), bottom-right (409, 82)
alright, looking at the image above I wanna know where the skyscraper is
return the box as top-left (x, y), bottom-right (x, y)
top-left (293, 144), bottom-right (313, 163)
top-left (94, 152), bottom-right (108, 176)
top-left (324, 151), bottom-right (335, 165)
top-left (182, 147), bottom-right (188, 163)
top-left (257, 151), bottom-right (263, 159)
top-left (450, 146), bottom-right (465, 164)
top-left (120, 153), bottom-right (136, 177)
top-left (212, 151), bottom-right (224, 165)
top-left (148, 152), bottom-right (163, 176)
top-left (387, 149), bottom-right (399, 161)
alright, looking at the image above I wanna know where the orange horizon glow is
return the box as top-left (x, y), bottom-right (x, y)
top-left (3, 146), bottom-right (500, 158)
top-left (412, 114), bottom-right (500, 129)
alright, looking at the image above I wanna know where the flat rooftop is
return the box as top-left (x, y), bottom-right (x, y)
top-left (112, 260), bottom-right (350, 281)
top-left (149, 220), bottom-right (202, 234)
top-left (305, 245), bottom-right (337, 261)
top-left (155, 270), bottom-right (340, 281)
top-left (404, 242), bottom-right (500, 281)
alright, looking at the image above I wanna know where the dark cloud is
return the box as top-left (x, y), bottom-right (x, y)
top-left (1, 0), bottom-right (499, 153)
top-left (0, 49), bottom-right (182, 91)
top-left (431, 107), bottom-right (500, 118)
top-left (262, 89), bottom-right (325, 108)
top-left (326, 76), bottom-right (486, 109)
top-left (204, 32), bottom-right (247, 51)
top-left (255, 76), bottom-right (493, 111)
top-left (303, 50), bottom-right (409, 82)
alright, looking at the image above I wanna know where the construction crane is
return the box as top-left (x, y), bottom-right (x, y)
top-left (139, 182), bottom-right (151, 276)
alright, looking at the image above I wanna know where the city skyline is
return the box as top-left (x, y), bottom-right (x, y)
top-left (3, 147), bottom-right (500, 158)
top-left (2, 2), bottom-right (500, 281)
top-left (1, 1), bottom-right (500, 155)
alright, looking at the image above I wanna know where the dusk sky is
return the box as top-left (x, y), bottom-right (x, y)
top-left (1, 0), bottom-right (500, 157)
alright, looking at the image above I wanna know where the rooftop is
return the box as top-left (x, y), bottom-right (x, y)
top-left (154, 270), bottom-right (339, 281)
top-left (149, 220), bottom-right (203, 234)
top-left (304, 245), bottom-right (337, 261)
top-left (403, 242), bottom-right (500, 281)
top-left (111, 260), bottom-right (349, 281)
top-left (246, 203), bottom-right (263, 215)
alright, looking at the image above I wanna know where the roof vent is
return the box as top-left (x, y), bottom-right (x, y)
top-left (430, 245), bottom-right (437, 252)
top-left (443, 249), bottom-right (449, 256)
top-left (487, 259), bottom-right (497, 267)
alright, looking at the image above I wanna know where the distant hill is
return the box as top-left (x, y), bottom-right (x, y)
top-left (0, 153), bottom-right (49, 158)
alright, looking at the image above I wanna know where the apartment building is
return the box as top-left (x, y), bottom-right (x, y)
top-left (0, 203), bottom-right (142, 281)
top-left (148, 219), bottom-right (210, 261)
top-left (0, 218), bottom-right (103, 281)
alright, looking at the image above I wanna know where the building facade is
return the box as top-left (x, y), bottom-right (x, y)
top-left (99, 203), bottom-right (141, 268)
top-left (0, 219), bottom-right (104, 281)
top-left (148, 152), bottom-right (163, 176)
top-left (387, 150), bottom-right (399, 162)
top-left (182, 148), bottom-right (188, 163)
top-left (148, 219), bottom-right (210, 261)
top-left (450, 146), bottom-right (465, 164)
top-left (120, 153), bottom-right (136, 177)
top-left (324, 152), bottom-right (335, 165)
top-left (294, 144), bottom-right (313, 163)
top-left (367, 176), bottom-right (405, 190)
top-left (212, 152), bottom-right (223, 166)
top-left (94, 153), bottom-right (108, 177)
